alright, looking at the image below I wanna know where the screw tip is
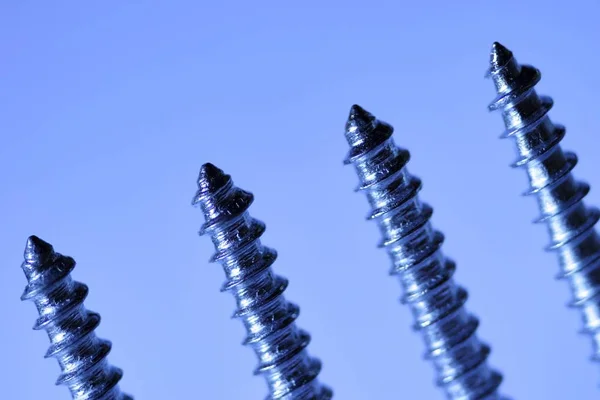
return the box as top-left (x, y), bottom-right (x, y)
top-left (197, 163), bottom-right (230, 194)
top-left (348, 104), bottom-right (375, 123)
top-left (346, 104), bottom-right (376, 135)
top-left (490, 42), bottom-right (513, 69)
top-left (24, 235), bottom-right (54, 265)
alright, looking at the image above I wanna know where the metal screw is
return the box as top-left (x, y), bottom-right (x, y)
top-left (192, 163), bottom-right (333, 400)
top-left (343, 105), bottom-right (506, 400)
top-left (487, 43), bottom-right (600, 370)
top-left (20, 236), bottom-right (132, 400)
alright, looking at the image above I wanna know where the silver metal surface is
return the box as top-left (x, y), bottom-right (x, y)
top-left (192, 163), bottom-right (332, 400)
top-left (343, 105), bottom-right (506, 400)
top-left (487, 42), bottom-right (600, 369)
top-left (20, 236), bottom-right (132, 400)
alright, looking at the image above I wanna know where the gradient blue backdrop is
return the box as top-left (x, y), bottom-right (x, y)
top-left (1, 1), bottom-right (599, 399)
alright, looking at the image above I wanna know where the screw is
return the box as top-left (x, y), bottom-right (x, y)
top-left (343, 105), bottom-right (506, 400)
top-left (487, 43), bottom-right (600, 370)
top-left (192, 163), bottom-right (333, 400)
top-left (20, 236), bottom-right (132, 400)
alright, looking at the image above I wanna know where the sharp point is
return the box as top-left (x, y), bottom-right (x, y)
top-left (24, 235), bottom-right (54, 265)
top-left (490, 42), bottom-right (513, 69)
top-left (346, 104), bottom-right (376, 133)
top-left (197, 163), bottom-right (230, 193)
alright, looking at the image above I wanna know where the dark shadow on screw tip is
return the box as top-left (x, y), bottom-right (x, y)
top-left (347, 104), bottom-right (375, 125)
top-left (24, 235), bottom-right (53, 264)
top-left (490, 42), bottom-right (513, 69)
top-left (197, 163), bottom-right (230, 193)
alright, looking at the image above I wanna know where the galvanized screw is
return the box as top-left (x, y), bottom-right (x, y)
top-left (20, 236), bottom-right (132, 400)
top-left (192, 163), bottom-right (333, 400)
top-left (487, 42), bottom-right (600, 371)
top-left (343, 105), bottom-right (507, 400)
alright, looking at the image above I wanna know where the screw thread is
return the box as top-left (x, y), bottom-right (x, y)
top-left (487, 43), bottom-right (600, 364)
top-left (192, 163), bottom-right (332, 400)
top-left (344, 105), bottom-right (505, 400)
top-left (20, 236), bottom-right (132, 400)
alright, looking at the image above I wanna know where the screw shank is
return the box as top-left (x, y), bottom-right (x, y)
top-left (21, 236), bottom-right (132, 400)
top-left (193, 164), bottom-right (332, 400)
top-left (345, 106), bottom-right (506, 399)
top-left (488, 43), bottom-right (600, 366)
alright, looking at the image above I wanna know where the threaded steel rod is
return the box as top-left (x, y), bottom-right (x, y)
top-left (192, 163), bottom-right (332, 400)
top-left (343, 105), bottom-right (506, 400)
top-left (20, 236), bottom-right (132, 400)
top-left (487, 42), bottom-right (600, 370)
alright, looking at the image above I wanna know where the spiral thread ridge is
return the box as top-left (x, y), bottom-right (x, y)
top-left (192, 163), bottom-right (332, 400)
top-left (487, 42), bottom-right (600, 364)
top-left (344, 105), bottom-right (505, 400)
top-left (20, 236), bottom-right (132, 400)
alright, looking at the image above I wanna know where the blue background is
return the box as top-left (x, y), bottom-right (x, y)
top-left (1, 1), bottom-right (599, 399)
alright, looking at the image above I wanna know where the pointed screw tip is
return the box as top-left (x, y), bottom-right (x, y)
top-left (346, 104), bottom-right (376, 132)
top-left (349, 104), bottom-right (364, 114)
top-left (490, 42), bottom-right (513, 69)
top-left (348, 104), bottom-right (372, 120)
top-left (24, 235), bottom-right (54, 264)
top-left (197, 162), bottom-right (230, 193)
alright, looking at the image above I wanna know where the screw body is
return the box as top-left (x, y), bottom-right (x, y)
top-left (20, 236), bottom-right (132, 400)
top-left (192, 163), bottom-right (332, 400)
top-left (343, 106), bottom-right (506, 400)
top-left (487, 43), bottom-right (600, 368)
